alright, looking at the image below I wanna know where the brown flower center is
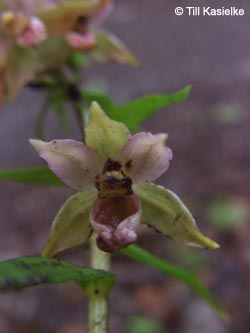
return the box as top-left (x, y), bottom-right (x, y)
top-left (95, 158), bottom-right (133, 199)
top-left (73, 15), bottom-right (89, 34)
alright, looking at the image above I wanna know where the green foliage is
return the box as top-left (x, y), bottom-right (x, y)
top-left (82, 86), bottom-right (191, 131)
top-left (82, 90), bottom-right (114, 112)
top-left (0, 257), bottom-right (115, 294)
top-left (0, 166), bottom-right (62, 185)
top-left (120, 245), bottom-right (229, 321)
top-left (109, 86), bottom-right (191, 132)
top-left (33, 86), bottom-right (190, 140)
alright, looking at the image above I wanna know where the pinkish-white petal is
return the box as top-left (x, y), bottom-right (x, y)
top-left (30, 139), bottom-right (103, 191)
top-left (119, 132), bottom-right (173, 183)
top-left (92, 1), bottom-right (114, 25)
top-left (65, 30), bottom-right (96, 51)
top-left (90, 194), bottom-right (141, 252)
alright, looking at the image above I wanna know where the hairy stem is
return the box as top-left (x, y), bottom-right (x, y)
top-left (88, 235), bottom-right (111, 333)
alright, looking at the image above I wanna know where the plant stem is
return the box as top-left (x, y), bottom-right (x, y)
top-left (35, 95), bottom-right (51, 140)
top-left (88, 235), bottom-right (111, 333)
top-left (75, 89), bottom-right (110, 333)
top-left (73, 102), bottom-right (85, 141)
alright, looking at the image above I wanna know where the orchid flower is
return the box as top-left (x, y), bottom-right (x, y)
top-left (0, 0), bottom-right (136, 103)
top-left (0, 0), bottom-right (113, 49)
top-left (1, 11), bottom-right (46, 47)
top-left (30, 102), bottom-right (219, 255)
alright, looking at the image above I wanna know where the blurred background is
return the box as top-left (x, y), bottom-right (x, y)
top-left (0, 0), bottom-right (250, 332)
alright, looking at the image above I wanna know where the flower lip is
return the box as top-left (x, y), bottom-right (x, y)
top-left (90, 193), bottom-right (141, 252)
top-left (65, 30), bottom-right (96, 51)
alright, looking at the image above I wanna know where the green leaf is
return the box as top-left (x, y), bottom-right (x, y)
top-left (135, 183), bottom-right (219, 250)
top-left (82, 86), bottom-right (191, 132)
top-left (0, 257), bottom-right (115, 294)
top-left (82, 90), bottom-right (114, 112)
top-left (42, 192), bottom-right (96, 258)
top-left (0, 166), bottom-right (63, 185)
top-left (120, 245), bottom-right (229, 321)
top-left (109, 85), bottom-right (191, 132)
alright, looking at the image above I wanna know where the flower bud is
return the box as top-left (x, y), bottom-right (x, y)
top-left (17, 17), bottom-right (47, 47)
top-left (1, 11), bottom-right (27, 36)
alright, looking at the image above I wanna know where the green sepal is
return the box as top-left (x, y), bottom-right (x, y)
top-left (85, 102), bottom-right (130, 159)
top-left (42, 192), bottom-right (97, 258)
top-left (134, 183), bottom-right (219, 249)
top-left (5, 45), bottom-right (37, 100)
top-left (91, 30), bottom-right (138, 66)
